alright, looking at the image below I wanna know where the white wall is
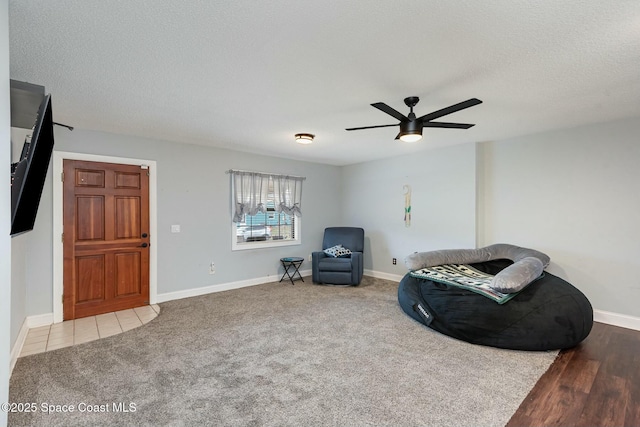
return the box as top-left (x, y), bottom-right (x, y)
top-left (1, 0), bottom-right (12, 424)
top-left (478, 117), bottom-right (640, 318)
top-left (18, 128), bottom-right (343, 316)
top-left (9, 235), bottom-right (26, 347)
top-left (342, 143), bottom-right (477, 278)
top-left (9, 128), bottom-right (31, 346)
top-left (9, 128), bottom-right (30, 349)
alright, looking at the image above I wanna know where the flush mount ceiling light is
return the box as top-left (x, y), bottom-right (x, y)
top-left (295, 133), bottom-right (314, 144)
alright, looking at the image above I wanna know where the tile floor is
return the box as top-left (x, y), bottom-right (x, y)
top-left (20, 304), bottom-right (160, 357)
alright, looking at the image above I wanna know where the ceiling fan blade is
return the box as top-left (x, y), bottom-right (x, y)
top-left (417, 98), bottom-right (482, 122)
top-left (422, 121), bottom-right (475, 129)
top-left (345, 124), bottom-right (398, 131)
top-left (371, 102), bottom-right (409, 122)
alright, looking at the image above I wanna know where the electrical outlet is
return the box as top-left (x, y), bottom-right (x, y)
top-left (209, 262), bottom-right (215, 274)
top-left (392, 258), bottom-right (397, 265)
top-left (308, 254), bottom-right (312, 262)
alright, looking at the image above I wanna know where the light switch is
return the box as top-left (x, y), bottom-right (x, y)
top-left (171, 224), bottom-right (181, 233)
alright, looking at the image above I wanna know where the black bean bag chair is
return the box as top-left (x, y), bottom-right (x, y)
top-left (398, 259), bottom-right (593, 351)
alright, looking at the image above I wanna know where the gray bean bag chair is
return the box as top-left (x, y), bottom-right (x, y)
top-left (398, 245), bottom-right (593, 351)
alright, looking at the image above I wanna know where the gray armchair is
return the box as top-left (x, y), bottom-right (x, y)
top-left (312, 227), bottom-right (364, 285)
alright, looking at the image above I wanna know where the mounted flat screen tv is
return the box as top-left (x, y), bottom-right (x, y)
top-left (10, 94), bottom-right (54, 236)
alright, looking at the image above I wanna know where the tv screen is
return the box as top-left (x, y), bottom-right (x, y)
top-left (10, 94), bottom-right (54, 236)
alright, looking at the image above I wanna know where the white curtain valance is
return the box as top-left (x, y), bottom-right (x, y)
top-left (273, 175), bottom-right (302, 217)
top-left (229, 170), bottom-right (305, 223)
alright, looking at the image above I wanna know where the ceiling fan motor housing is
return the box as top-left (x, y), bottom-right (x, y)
top-left (400, 119), bottom-right (422, 134)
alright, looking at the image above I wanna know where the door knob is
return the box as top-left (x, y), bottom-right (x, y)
top-left (142, 233), bottom-right (148, 238)
top-left (139, 243), bottom-right (148, 248)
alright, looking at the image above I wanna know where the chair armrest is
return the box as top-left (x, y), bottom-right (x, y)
top-left (312, 251), bottom-right (327, 266)
top-left (312, 251), bottom-right (327, 282)
top-left (350, 251), bottom-right (363, 282)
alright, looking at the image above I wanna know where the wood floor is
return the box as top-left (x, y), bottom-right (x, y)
top-left (507, 322), bottom-right (640, 427)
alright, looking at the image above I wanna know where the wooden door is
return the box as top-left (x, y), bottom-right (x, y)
top-left (63, 160), bottom-right (150, 320)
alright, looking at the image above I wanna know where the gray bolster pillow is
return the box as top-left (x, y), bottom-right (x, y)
top-left (404, 243), bottom-right (550, 293)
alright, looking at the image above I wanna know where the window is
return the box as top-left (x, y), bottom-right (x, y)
top-left (230, 170), bottom-right (303, 250)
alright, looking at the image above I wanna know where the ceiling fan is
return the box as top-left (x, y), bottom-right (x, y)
top-left (346, 96), bottom-right (482, 142)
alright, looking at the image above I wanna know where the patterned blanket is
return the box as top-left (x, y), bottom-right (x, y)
top-left (410, 264), bottom-right (527, 304)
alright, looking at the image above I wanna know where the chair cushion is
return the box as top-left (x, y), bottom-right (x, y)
top-left (318, 258), bottom-right (353, 272)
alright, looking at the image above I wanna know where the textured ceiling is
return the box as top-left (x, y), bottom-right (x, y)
top-left (8, 1), bottom-right (640, 166)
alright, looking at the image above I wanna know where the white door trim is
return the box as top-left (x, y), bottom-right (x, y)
top-left (52, 151), bottom-right (158, 323)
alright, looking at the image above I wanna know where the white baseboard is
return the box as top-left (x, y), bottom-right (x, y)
top-left (156, 269), bottom-right (312, 303)
top-left (156, 269), bottom-right (403, 304)
top-left (594, 309), bottom-right (640, 331)
top-left (364, 269), bottom-right (404, 282)
top-left (27, 313), bottom-right (54, 328)
top-left (10, 319), bottom-right (30, 375)
top-left (10, 313), bottom-right (55, 375)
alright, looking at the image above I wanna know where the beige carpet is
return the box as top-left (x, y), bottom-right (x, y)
top-left (9, 276), bottom-right (557, 426)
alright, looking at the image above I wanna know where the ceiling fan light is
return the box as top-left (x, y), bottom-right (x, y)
top-left (399, 132), bottom-right (422, 143)
top-left (295, 133), bottom-right (314, 144)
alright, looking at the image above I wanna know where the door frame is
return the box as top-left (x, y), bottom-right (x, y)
top-left (52, 151), bottom-right (158, 323)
